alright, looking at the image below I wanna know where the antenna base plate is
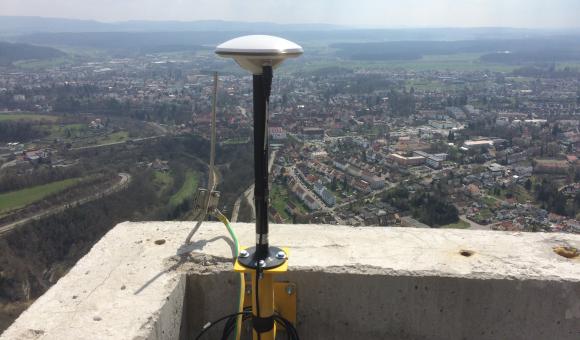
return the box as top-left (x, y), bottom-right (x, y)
top-left (236, 246), bottom-right (287, 270)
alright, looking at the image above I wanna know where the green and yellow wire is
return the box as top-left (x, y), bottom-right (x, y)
top-left (215, 210), bottom-right (245, 340)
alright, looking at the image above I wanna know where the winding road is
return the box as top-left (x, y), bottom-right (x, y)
top-left (0, 173), bottom-right (132, 238)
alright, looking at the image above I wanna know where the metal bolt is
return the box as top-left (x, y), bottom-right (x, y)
top-left (276, 251), bottom-right (286, 260)
top-left (239, 250), bottom-right (249, 258)
top-left (258, 260), bottom-right (266, 268)
top-left (286, 284), bottom-right (294, 295)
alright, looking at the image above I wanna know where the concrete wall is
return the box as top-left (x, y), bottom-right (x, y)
top-left (2, 222), bottom-right (579, 340)
top-left (183, 268), bottom-right (580, 340)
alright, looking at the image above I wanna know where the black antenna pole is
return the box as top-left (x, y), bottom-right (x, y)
top-left (254, 65), bottom-right (273, 260)
top-left (238, 65), bottom-right (284, 270)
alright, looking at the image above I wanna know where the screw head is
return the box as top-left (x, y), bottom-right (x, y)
top-left (276, 251), bottom-right (286, 260)
top-left (286, 284), bottom-right (294, 295)
top-left (258, 260), bottom-right (266, 268)
top-left (239, 250), bottom-right (249, 258)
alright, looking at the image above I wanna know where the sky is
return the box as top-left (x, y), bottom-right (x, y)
top-left (1, 0), bottom-right (579, 28)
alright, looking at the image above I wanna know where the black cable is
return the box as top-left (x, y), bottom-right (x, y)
top-left (221, 309), bottom-right (253, 340)
top-left (213, 308), bottom-right (300, 340)
top-left (194, 311), bottom-right (251, 340)
top-left (274, 315), bottom-right (300, 340)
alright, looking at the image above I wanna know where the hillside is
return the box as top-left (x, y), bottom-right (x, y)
top-left (0, 41), bottom-right (65, 65)
top-left (332, 36), bottom-right (580, 63)
top-left (0, 16), bottom-right (342, 33)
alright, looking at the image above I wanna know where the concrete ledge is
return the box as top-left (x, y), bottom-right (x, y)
top-left (2, 222), bottom-right (579, 339)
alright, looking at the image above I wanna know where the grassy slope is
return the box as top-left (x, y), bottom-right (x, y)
top-left (0, 113), bottom-right (58, 122)
top-left (169, 170), bottom-right (199, 207)
top-left (270, 183), bottom-right (309, 221)
top-left (97, 131), bottom-right (129, 144)
top-left (270, 184), bottom-right (291, 221)
top-left (152, 171), bottom-right (174, 196)
top-left (441, 219), bottom-right (470, 229)
top-left (0, 177), bottom-right (83, 214)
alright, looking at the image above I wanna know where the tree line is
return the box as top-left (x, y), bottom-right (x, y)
top-left (0, 121), bottom-right (47, 143)
top-left (382, 185), bottom-right (459, 227)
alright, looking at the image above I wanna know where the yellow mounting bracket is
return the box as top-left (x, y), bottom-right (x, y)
top-left (234, 247), bottom-right (296, 340)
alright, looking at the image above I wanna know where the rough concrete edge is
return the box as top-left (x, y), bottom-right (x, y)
top-left (135, 275), bottom-right (186, 340)
top-left (166, 253), bottom-right (580, 283)
top-left (290, 265), bottom-right (580, 283)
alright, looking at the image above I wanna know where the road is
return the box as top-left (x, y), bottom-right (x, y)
top-left (147, 122), bottom-right (169, 135)
top-left (231, 185), bottom-right (254, 223)
top-left (70, 135), bottom-right (164, 151)
top-left (0, 173), bottom-right (132, 237)
top-left (460, 215), bottom-right (490, 230)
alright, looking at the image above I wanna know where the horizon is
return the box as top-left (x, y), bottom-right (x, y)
top-left (1, 0), bottom-right (580, 29)
top-left (0, 15), bottom-right (579, 31)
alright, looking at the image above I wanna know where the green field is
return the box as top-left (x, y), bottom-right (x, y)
top-left (270, 184), bottom-right (291, 221)
top-left (97, 131), bottom-right (129, 144)
top-left (0, 113), bottom-right (58, 122)
top-left (492, 185), bottom-right (534, 204)
top-left (482, 195), bottom-right (501, 208)
top-left (283, 53), bottom-right (521, 73)
top-left (153, 171), bottom-right (174, 196)
top-left (270, 184), bottom-right (309, 221)
top-left (169, 170), bottom-right (199, 207)
top-left (441, 219), bottom-right (470, 229)
top-left (0, 177), bottom-right (83, 214)
top-left (43, 123), bottom-right (88, 138)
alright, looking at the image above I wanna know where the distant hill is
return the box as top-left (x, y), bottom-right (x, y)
top-left (0, 16), bottom-right (343, 33)
top-left (15, 32), bottom-right (216, 55)
top-left (0, 41), bottom-right (65, 65)
top-left (14, 29), bottom-right (580, 57)
top-left (4, 16), bottom-right (580, 60)
top-left (2, 16), bottom-right (579, 40)
top-left (332, 36), bottom-right (580, 64)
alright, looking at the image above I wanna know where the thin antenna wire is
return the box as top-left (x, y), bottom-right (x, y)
top-left (185, 72), bottom-right (219, 244)
top-left (209, 71), bottom-right (218, 191)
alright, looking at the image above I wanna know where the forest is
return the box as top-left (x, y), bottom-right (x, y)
top-left (0, 121), bottom-right (47, 142)
top-left (382, 185), bottom-right (459, 227)
top-left (0, 41), bottom-right (65, 65)
top-left (332, 37), bottom-right (580, 63)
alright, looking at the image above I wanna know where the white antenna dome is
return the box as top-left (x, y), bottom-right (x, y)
top-left (215, 35), bottom-right (303, 74)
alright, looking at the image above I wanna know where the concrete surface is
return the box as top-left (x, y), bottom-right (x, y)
top-left (2, 222), bottom-right (580, 340)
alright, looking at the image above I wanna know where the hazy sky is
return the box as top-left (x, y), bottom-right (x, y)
top-left (1, 0), bottom-right (579, 28)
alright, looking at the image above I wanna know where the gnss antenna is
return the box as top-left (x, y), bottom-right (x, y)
top-left (216, 35), bottom-right (303, 340)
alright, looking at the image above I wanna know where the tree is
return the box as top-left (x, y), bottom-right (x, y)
top-left (330, 177), bottom-right (338, 191)
top-left (524, 179), bottom-right (532, 191)
top-left (448, 131), bottom-right (455, 142)
top-left (410, 193), bottom-right (459, 227)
